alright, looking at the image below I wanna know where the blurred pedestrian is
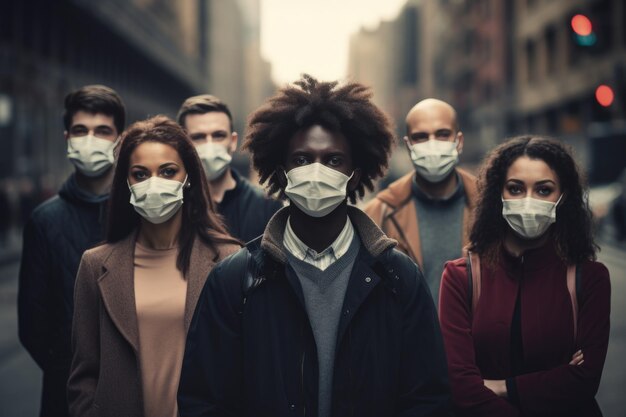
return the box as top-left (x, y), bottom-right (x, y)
top-left (178, 75), bottom-right (451, 417)
top-left (67, 116), bottom-right (240, 417)
top-left (18, 85), bottom-right (125, 417)
top-left (177, 95), bottom-right (283, 243)
top-left (364, 98), bottom-right (477, 304)
top-left (612, 168), bottom-right (626, 241)
top-left (439, 136), bottom-right (611, 416)
top-left (17, 176), bottom-right (39, 227)
top-left (0, 179), bottom-right (11, 246)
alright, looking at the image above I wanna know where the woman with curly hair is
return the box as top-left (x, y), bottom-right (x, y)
top-left (67, 116), bottom-right (241, 417)
top-left (439, 135), bottom-right (611, 416)
top-left (178, 75), bottom-right (451, 417)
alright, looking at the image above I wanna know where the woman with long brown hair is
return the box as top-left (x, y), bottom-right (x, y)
top-left (67, 115), bottom-right (241, 417)
top-left (439, 135), bottom-right (610, 416)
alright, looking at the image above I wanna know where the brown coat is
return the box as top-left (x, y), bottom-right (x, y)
top-left (363, 168), bottom-right (478, 269)
top-left (67, 232), bottom-right (240, 417)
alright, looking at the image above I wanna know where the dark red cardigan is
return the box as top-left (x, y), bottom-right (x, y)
top-left (438, 242), bottom-right (610, 417)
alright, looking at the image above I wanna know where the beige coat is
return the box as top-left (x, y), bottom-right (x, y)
top-left (363, 168), bottom-right (478, 269)
top-left (67, 232), bottom-right (240, 417)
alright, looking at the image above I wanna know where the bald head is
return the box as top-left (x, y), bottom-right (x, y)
top-left (405, 98), bottom-right (458, 134)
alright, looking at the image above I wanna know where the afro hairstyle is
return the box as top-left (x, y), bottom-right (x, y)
top-left (243, 74), bottom-right (395, 203)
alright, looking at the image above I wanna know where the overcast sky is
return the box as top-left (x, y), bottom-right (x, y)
top-left (261, 0), bottom-right (408, 85)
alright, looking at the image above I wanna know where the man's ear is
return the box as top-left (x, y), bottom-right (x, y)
top-left (64, 131), bottom-right (69, 141)
top-left (347, 168), bottom-right (362, 193)
top-left (456, 131), bottom-right (464, 155)
top-left (229, 132), bottom-right (238, 154)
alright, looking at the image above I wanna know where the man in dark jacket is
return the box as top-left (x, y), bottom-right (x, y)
top-left (18, 85), bottom-right (125, 417)
top-left (178, 75), bottom-right (451, 417)
top-left (177, 95), bottom-right (283, 243)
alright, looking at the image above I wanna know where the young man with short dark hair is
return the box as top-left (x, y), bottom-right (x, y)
top-left (178, 76), bottom-right (451, 417)
top-left (18, 85), bottom-right (125, 417)
top-left (177, 95), bottom-right (282, 242)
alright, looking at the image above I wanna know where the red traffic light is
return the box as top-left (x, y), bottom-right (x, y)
top-left (571, 14), bottom-right (593, 36)
top-left (595, 85), bottom-right (614, 107)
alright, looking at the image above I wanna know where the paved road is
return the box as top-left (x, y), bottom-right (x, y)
top-left (0, 260), bottom-right (41, 417)
top-left (0, 238), bottom-right (624, 417)
top-left (596, 239), bottom-right (626, 416)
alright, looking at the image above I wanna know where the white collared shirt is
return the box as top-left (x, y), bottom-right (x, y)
top-left (283, 217), bottom-right (355, 271)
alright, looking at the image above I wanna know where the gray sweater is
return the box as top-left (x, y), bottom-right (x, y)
top-left (412, 175), bottom-right (465, 305)
top-left (286, 234), bottom-right (361, 417)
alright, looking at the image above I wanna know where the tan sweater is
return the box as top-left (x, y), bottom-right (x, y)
top-left (134, 242), bottom-right (187, 417)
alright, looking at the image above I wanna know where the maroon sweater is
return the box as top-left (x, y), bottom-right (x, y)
top-left (439, 242), bottom-right (610, 417)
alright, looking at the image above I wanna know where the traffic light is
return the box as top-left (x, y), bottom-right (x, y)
top-left (569, 0), bottom-right (612, 53)
top-left (571, 14), bottom-right (597, 46)
top-left (595, 85), bottom-right (614, 107)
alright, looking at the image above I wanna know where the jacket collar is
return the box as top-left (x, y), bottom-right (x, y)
top-left (59, 173), bottom-right (109, 205)
top-left (218, 168), bottom-right (244, 208)
top-left (499, 238), bottom-right (564, 274)
top-left (97, 231), bottom-right (215, 352)
top-left (376, 168), bottom-right (477, 210)
top-left (261, 206), bottom-right (397, 265)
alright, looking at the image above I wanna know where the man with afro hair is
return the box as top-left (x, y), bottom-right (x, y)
top-left (178, 75), bottom-right (451, 417)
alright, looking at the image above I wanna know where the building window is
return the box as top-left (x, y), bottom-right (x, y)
top-left (545, 26), bottom-right (557, 76)
top-left (526, 39), bottom-right (537, 82)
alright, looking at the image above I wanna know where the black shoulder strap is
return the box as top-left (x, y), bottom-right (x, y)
top-left (241, 237), bottom-right (266, 304)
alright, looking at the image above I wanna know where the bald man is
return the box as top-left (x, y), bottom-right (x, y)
top-left (364, 99), bottom-right (478, 304)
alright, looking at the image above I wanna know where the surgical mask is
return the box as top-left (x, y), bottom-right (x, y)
top-left (284, 163), bottom-right (353, 218)
top-left (501, 194), bottom-right (563, 239)
top-left (128, 175), bottom-right (187, 224)
top-left (195, 142), bottom-right (232, 181)
top-left (67, 135), bottom-right (118, 177)
top-left (408, 139), bottom-right (459, 183)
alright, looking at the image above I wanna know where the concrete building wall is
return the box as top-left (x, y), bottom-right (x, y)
top-left (0, 0), bottom-right (209, 185)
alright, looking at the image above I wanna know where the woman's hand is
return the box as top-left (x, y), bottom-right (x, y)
top-left (483, 350), bottom-right (584, 401)
top-left (569, 349), bottom-right (584, 366)
top-left (484, 379), bottom-right (507, 397)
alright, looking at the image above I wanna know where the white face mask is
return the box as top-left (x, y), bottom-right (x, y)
top-left (195, 142), bottom-right (232, 181)
top-left (128, 175), bottom-right (187, 224)
top-left (67, 135), bottom-right (118, 177)
top-left (502, 194), bottom-right (563, 239)
top-left (284, 163), bottom-right (353, 218)
top-left (408, 139), bottom-right (459, 183)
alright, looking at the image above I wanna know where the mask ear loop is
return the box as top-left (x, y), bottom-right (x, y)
top-left (553, 193), bottom-right (564, 211)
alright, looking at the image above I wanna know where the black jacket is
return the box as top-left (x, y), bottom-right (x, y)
top-left (178, 206), bottom-right (451, 417)
top-left (18, 174), bottom-right (107, 417)
top-left (216, 169), bottom-right (283, 243)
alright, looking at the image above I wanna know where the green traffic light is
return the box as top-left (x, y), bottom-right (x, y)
top-left (575, 33), bottom-right (597, 46)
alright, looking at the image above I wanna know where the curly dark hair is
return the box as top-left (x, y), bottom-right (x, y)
top-left (469, 135), bottom-right (598, 265)
top-left (106, 115), bottom-right (240, 275)
top-left (243, 74), bottom-right (395, 203)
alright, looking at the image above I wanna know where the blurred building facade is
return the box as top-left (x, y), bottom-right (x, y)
top-left (0, 0), bottom-right (275, 229)
top-left (347, 0), bottom-right (448, 178)
top-left (347, 0), bottom-right (626, 182)
top-left (348, 0), bottom-right (445, 137)
top-left (437, 0), bottom-right (515, 160)
top-left (508, 0), bottom-right (625, 183)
